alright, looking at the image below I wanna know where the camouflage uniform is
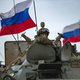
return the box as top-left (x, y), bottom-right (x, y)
top-left (34, 28), bottom-right (51, 45)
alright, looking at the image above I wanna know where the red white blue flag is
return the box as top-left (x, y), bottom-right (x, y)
top-left (0, 0), bottom-right (37, 36)
top-left (63, 22), bottom-right (80, 43)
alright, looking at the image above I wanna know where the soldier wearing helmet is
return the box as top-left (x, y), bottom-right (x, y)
top-left (37, 22), bottom-right (49, 36)
top-left (34, 22), bottom-right (56, 46)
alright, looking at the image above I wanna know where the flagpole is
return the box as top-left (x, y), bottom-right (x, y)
top-left (0, 15), bottom-right (22, 54)
top-left (0, 16), bottom-right (17, 41)
top-left (33, 0), bottom-right (38, 31)
top-left (12, 0), bottom-right (22, 54)
top-left (12, 0), bottom-right (20, 41)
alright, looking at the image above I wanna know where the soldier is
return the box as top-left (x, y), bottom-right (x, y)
top-left (34, 22), bottom-right (56, 47)
top-left (37, 22), bottom-right (49, 36)
top-left (21, 22), bottom-right (63, 48)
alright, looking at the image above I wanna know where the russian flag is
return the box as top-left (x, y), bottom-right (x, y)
top-left (63, 22), bottom-right (80, 43)
top-left (0, 0), bottom-right (37, 36)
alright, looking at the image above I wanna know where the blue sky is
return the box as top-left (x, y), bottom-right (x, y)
top-left (0, 0), bottom-right (80, 64)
